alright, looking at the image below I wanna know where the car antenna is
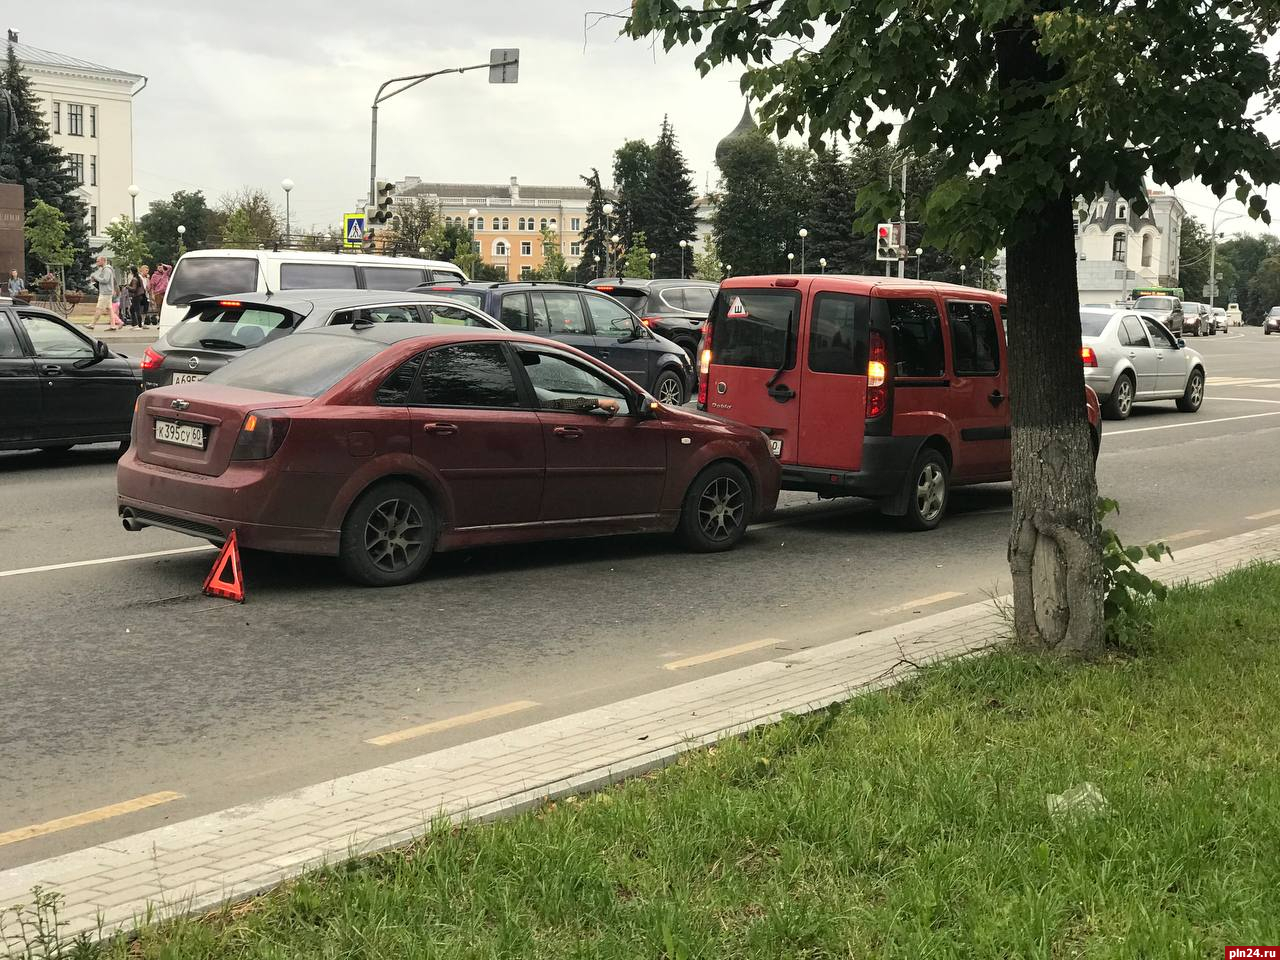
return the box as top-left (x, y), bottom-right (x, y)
top-left (256, 258), bottom-right (274, 298)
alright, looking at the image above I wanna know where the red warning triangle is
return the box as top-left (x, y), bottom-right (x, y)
top-left (203, 530), bottom-right (245, 602)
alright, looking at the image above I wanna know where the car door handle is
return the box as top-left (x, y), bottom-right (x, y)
top-left (988, 389), bottom-right (1005, 407)
top-left (767, 383), bottom-right (795, 402)
top-left (422, 422), bottom-right (458, 436)
top-left (40, 364), bottom-right (62, 376)
top-left (553, 426), bottom-right (583, 439)
top-left (1127, 351), bottom-right (1136, 359)
top-left (599, 350), bottom-right (609, 359)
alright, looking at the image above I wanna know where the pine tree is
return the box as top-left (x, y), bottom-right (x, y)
top-left (612, 140), bottom-right (652, 249)
top-left (620, 230), bottom-right (653, 279)
top-left (576, 168), bottom-right (609, 281)
top-left (712, 129), bottom-right (783, 275)
top-left (807, 146), bottom-right (863, 274)
top-left (645, 117), bottom-right (699, 278)
top-left (1, 41), bottom-right (90, 283)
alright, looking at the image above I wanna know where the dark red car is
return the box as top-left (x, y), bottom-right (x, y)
top-left (117, 324), bottom-right (781, 585)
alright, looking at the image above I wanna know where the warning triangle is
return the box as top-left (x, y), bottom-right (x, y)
top-left (203, 530), bottom-right (245, 602)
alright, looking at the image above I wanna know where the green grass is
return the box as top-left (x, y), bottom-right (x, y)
top-left (54, 568), bottom-right (1280, 956)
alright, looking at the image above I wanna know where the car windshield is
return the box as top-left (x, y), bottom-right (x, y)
top-left (166, 258), bottom-right (257, 306)
top-left (168, 303), bottom-right (301, 350)
top-left (1134, 296), bottom-right (1176, 311)
top-left (203, 334), bottom-right (382, 397)
top-left (1079, 312), bottom-right (1112, 337)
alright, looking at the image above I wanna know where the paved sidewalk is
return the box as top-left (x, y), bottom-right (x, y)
top-left (4, 524), bottom-right (1280, 940)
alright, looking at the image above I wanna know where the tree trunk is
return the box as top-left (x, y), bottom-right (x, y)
top-left (997, 21), bottom-right (1106, 657)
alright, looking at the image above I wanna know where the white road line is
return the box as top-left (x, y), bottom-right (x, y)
top-left (1246, 509), bottom-right (1280, 521)
top-left (1209, 396), bottom-right (1280, 404)
top-left (663, 637), bottom-right (784, 671)
top-left (0, 545), bottom-right (215, 580)
top-left (1161, 529), bottom-right (1210, 544)
top-left (871, 591), bottom-right (966, 616)
top-left (1107, 410), bottom-right (1280, 437)
top-left (365, 700), bottom-right (540, 747)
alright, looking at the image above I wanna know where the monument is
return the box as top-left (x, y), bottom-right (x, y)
top-left (0, 83), bottom-right (24, 281)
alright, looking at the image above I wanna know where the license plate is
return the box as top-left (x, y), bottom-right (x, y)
top-left (154, 419), bottom-right (205, 449)
top-left (171, 373), bottom-right (205, 385)
top-left (769, 439), bottom-right (783, 457)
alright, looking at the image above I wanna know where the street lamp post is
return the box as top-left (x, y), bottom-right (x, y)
top-left (724, 263), bottom-right (732, 278)
top-left (915, 246), bottom-right (924, 280)
top-left (679, 239), bottom-right (688, 279)
top-left (602, 203), bottom-right (615, 275)
top-left (1208, 198), bottom-right (1243, 308)
top-left (959, 264), bottom-right (967, 285)
top-left (593, 254), bottom-right (601, 278)
top-left (649, 251), bottom-right (657, 278)
top-left (127, 184), bottom-right (139, 224)
top-left (786, 251), bottom-right (795, 274)
top-left (176, 223), bottom-right (186, 255)
top-left (610, 234), bottom-right (620, 277)
top-left (798, 227), bottom-right (808, 273)
top-left (281, 178), bottom-right (294, 247)
top-left (819, 257), bottom-right (827, 274)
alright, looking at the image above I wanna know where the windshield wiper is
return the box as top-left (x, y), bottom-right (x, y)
top-left (198, 338), bottom-right (246, 351)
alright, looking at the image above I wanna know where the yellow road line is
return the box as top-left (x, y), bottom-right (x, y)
top-left (1162, 529), bottom-right (1210, 543)
top-left (1246, 508), bottom-right (1280, 521)
top-left (662, 637), bottom-right (783, 671)
top-left (872, 591), bottom-right (965, 617)
top-left (365, 700), bottom-right (539, 746)
top-left (0, 791), bottom-right (183, 847)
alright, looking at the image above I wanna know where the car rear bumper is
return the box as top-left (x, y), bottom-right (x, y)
top-left (780, 436), bottom-right (923, 498)
top-left (1084, 367), bottom-right (1118, 398)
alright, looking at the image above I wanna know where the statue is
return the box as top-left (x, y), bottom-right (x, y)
top-left (0, 87), bottom-right (18, 183)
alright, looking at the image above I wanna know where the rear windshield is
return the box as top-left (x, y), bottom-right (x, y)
top-left (428, 289), bottom-right (489, 312)
top-left (203, 334), bottom-right (382, 397)
top-left (168, 304), bottom-right (301, 351)
top-left (711, 289), bottom-right (801, 370)
top-left (166, 258), bottom-right (257, 306)
top-left (599, 288), bottom-right (648, 312)
top-left (1134, 296), bottom-right (1176, 311)
top-left (1079, 312), bottom-right (1112, 337)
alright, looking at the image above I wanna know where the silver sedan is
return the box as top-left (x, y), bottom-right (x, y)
top-left (1080, 309), bottom-right (1206, 420)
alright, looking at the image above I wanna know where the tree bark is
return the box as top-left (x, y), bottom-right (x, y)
top-left (997, 21), bottom-right (1106, 657)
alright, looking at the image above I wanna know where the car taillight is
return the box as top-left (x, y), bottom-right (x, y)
top-left (866, 331), bottom-right (888, 419)
top-left (640, 316), bottom-right (660, 327)
top-left (1081, 346), bottom-right (1098, 367)
top-left (231, 411), bottom-right (290, 460)
top-left (140, 346), bottom-right (164, 370)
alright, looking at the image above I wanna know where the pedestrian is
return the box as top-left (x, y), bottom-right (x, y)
top-left (124, 267), bottom-right (146, 327)
top-left (148, 264), bottom-right (170, 325)
top-left (88, 256), bottom-right (116, 331)
top-left (6, 269), bottom-right (24, 296)
top-left (136, 264), bottom-right (152, 325)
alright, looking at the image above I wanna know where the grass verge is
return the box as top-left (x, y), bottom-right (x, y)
top-left (22, 566), bottom-right (1280, 957)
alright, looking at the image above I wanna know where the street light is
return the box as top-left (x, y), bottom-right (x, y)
top-left (798, 227), bottom-right (808, 273)
top-left (679, 238), bottom-right (688, 279)
top-left (1209, 198), bottom-right (1244, 308)
top-left (787, 251), bottom-right (795, 273)
top-left (127, 184), bottom-right (139, 224)
top-left (281, 178), bottom-right (294, 247)
top-left (649, 251), bottom-right (657, 278)
top-left (593, 254), bottom-right (601, 279)
top-left (819, 257), bottom-right (827, 274)
top-left (724, 263), bottom-right (732, 277)
top-left (609, 234), bottom-right (620, 277)
top-left (959, 264), bottom-right (967, 284)
top-left (915, 246), bottom-right (924, 280)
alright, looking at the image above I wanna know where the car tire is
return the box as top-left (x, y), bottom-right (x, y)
top-left (1102, 372), bottom-right (1134, 420)
top-left (116, 438), bottom-right (130, 458)
top-left (1176, 367), bottom-right (1205, 414)
top-left (653, 369), bottom-right (686, 406)
top-left (677, 462), bottom-right (753, 553)
top-left (674, 339), bottom-right (698, 364)
top-left (900, 448), bottom-right (950, 532)
top-left (338, 480), bottom-right (435, 586)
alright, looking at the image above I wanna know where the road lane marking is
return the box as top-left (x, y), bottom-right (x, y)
top-left (1207, 377), bottom-right (1278, 386)
top-left (1107, 410), bottom-right (1280, 437)
top-left (1246, 509), bottom-right (1280, 521)
top-left (1209, 396), bottom-right (1280, 404)
top-left (662, 637), bottom-right (784, 671)
top-left (0, 791), bottom-right (183, 847)
top-left (365, 700), bottom-right (540, 746)
top-left (871, 591), bottom-right (966, 616)
top-left (0, 546), bottom-right (215, 580)
top-left (1162, 529), bottom-right (1210, 544)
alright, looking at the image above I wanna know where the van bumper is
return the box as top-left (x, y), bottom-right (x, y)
top-left (780, 436), bottom-right (923, 498)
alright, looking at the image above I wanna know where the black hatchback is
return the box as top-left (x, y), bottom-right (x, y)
top-left (417, 281), bottom-right (695, 405)
top-left (585, 277), bottom-right (718, 362)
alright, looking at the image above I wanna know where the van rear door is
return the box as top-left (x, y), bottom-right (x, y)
top-left (704, 286), bottom-right (802, 461)
top-left (796, 289), bottom-right (869, 471)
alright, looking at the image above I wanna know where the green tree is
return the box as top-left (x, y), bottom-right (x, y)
top-left (645, 117), bottom-right (700, 277)
top-left (629, 0), bottom-right (1280, 656)
top-left (220, 209), bottom-right (258, 248)
top-left (576, 168), bottom-right (610, 281)
top-left (1216, 233), bottom-right (1280, 321)
top-left (692, 235), bottom-right (723, 281)
top-left (1, 40), bottom-right (90, 284)
top-left (387, 198), bottom-right (445, 257)
top-left (612, 139), bottom-right (652, 248)
top-left (102, 217), bottom-right (151, 271)
top-left (1178, 216), bottom-right (1211, 304)
top-left (532, 228), bottom-right (571, 281)
top-left (216, 187), bottom-right (281, 247)
top-left (139, 190), bottom-right (215, 264)
top-left (1245, 255), bottom-right (1280, 324)
top-left (712, 128), bottom-right (783, 274)
top-left (806, 146), bottom-right (863, 274)
top-left (620, 231), bottom-right (654, 279)
top-left (23, 199), bottom-right (74, 276)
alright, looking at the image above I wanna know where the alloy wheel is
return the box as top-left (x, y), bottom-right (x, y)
top-left (1189, 372), bottom-right (1203, 406)
top-left (364, 498), bottom-right (425, 573)
top-left (1116, 377), bottom-right (1133, 415)
top-left (657, 376), bottom-right (683, 405)
top-left (697, 476), bottom-right (745, 542)
top-left (916, 463), bottom-right (946, 523)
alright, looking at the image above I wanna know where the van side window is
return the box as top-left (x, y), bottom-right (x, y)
top-left (948, 301), bottom-right (1001, 376)
top-left (279, 263), bottom-right (358, 290)
top-left (887, 298), bottom-right (945, 378)
top-left (807, 293), bottom-right (868, 374)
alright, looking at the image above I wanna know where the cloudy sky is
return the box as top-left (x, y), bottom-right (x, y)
top-left (13, 0), bottom-right (1276, 236)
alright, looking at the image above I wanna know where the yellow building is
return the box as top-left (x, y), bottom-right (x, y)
top-left (394, 176), bottom-right (593, 279)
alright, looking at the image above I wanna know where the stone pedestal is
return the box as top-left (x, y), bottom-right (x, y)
top-left (0, 183), bottom-right (23, 281)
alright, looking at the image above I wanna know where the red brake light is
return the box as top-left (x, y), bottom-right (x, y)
top-left (697, 322), bottom-right (713, 409)
top-left (775, 278), bottom-right (799, 287)
top-left (866, 331), bottom-right (888, 419)
top-left (218, 300), bottom-right (242, 308)
top-left (140, 346), bottom-right (163, 370)
top-left (231, 410), bottom-right (290, 461)
top-left (597, 285), bottom-right (615, 292)
top-left (1081, 346), bottom-right (1098, 367)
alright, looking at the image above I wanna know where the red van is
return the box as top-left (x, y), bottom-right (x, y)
top-left (698, 276), bottom-right (1101, 529)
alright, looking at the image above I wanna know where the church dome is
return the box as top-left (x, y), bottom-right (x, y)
top-left (715, 101), bottom-right (760, 165)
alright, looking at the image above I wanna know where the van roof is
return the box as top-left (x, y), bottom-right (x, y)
top-left (720, 274), bottom-right (1006, 301)
top-left (174, 248), bottom-right (463, 271)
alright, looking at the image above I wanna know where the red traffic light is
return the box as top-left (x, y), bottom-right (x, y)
top-left (878, 225), bottom-right (890, 238)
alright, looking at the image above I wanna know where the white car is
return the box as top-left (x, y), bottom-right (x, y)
top-left (1080, 309), bottom-right (1206, 420)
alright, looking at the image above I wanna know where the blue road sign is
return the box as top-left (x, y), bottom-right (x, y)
top-left (343, 213), bottom-right (366, 248)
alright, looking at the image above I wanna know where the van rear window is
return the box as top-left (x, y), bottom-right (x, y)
top-left (166, 258), bottom-right (257, 306)
top-left (711, 290), bottom-right (800, 370)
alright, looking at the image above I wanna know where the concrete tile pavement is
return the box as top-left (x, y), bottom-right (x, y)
top-left (4, 523), bottom-right (1280, 941)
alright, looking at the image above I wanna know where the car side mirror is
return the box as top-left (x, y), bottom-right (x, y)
top-left (1176, 338), bottom-right (1186, 349)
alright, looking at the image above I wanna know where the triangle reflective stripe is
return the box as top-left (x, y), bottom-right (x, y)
top-left (347, 222), bottom-right (363, 240)
top-left (727, 295), bottom-right (748, 319)
top-left (202, 530), bottom-right (245, 602)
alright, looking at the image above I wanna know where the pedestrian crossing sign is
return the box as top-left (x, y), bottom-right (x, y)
top-left (343, 213), bottom-right (365, 249)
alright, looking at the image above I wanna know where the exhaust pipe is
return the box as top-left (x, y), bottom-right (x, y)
top-left (121, 508), bottom-right (145, 532)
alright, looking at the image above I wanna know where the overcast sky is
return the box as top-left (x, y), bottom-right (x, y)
top-left (13, 0), bottom-right (1277, 237)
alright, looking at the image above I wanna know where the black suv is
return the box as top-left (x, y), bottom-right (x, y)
top-left (585, 278), bottom-right (718, 361)
top-left (417, 281), bottom-right (694, 405)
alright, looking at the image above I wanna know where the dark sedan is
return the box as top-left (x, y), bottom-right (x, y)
top-left (119, 324), bottom-right (781, 586)
top-left (0, 304), bottom-right (140, 454)
top-left (585, 277), bottom-right (718, 362)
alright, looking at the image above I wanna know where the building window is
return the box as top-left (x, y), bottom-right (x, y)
top-left (571, 217), bottom-right (581, 231)
top-left (517, 217), bottom-right (526, 230)
top-left (494, 239), bottom-right (509, 257)
top-left (89, 105), bottom-right (97, 138)
top-left (1115, 200), bottom-right (1127, 221)
top-left (1112, 232), bottom-right (1127, 263)
top-left (51, 100), bottom-right (61, 134)
top-left (500, 216), bottom-right (510, 230)
top-left (472, 241), bottom-right (481, 255)
top-left (570, 242), bottom-right (581, 256)
top-left (67, 103), bottom-right (84, 136)
top-left (520, 241), bottom-right (532, 256)
top-left (539, 217), bottom-right (548, 230)
top-left (89, 155), bottom-right (97, 187)
top-left (520, 265), bottom-right (533, 279)
top-left (469, 216), bottom-right (484, 231)
top-left (67, 153), bottom-right (85, 185)
top-left (89, 205), bottom-right (97, 234)
top-left (1141, 233), bottom-right (1153, 268)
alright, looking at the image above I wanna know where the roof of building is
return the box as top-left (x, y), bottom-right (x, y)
top-left (10, 37), bottom-right (142, 81)
top-left (716, 101), bottom-right (760, 164)
top-left (398, 180), bottom-right (595, 202)
top-left (1083, 186), bottom-right (1158, 232)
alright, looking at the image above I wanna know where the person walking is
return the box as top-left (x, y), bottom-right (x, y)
top-left (6, 269), bottom-right (24, 296)
top-left (88, 256), bottom-right (116, 331)
top-left (136, 264), bottom-right (152, 325)
top-left (126, 267), bottom-right (147, 327)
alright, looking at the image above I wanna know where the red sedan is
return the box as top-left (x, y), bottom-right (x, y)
top-left (117, 324), bottom-right (781, 586)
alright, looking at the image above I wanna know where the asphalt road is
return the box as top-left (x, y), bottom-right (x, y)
top-left (3, 327), bottom-right (1279, 869)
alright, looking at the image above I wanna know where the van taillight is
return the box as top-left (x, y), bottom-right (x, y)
top-left (697, 323), bottom-right (713, 408)
top-left (231, 411), bottom-right (291, 460)
top-left (866, 331), bottom-right (888, 419)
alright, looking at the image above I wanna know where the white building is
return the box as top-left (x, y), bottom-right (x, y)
top-left (12, 33), bottom-right (145, 247)
top-left (1075, 187), bottom-right (1185, 304)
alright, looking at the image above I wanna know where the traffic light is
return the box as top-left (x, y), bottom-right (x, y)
top-left (362, 229), bottom-right (376, 254)
top-left (875, 223), bottom-right (896, 261)
top-left (370, 180), bottom-right (395, 224)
